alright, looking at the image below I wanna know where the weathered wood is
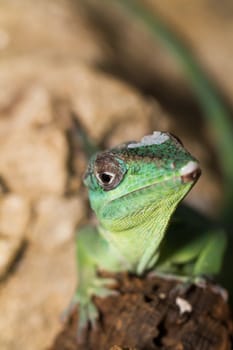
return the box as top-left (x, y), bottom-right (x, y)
top-left (50, 273), bottom-right (233, 350)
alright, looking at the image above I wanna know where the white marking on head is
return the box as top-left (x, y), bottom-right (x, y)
top-left (176, 297), bottom-right (192, 315)
top-left (127, 131), bottom-right (169, 149)
top-left (180, 161), bottom-right (199, 176)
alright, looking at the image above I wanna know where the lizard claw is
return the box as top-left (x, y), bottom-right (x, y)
top-left (169, 280), bottom-right (193, 298)
top-left (91, 277), bottom-right (119, 298)
top-left (77, 300), bottom-right (99, 341)
top-left (60, 299), bottom-right (77, 324)
top-left (194, 276), bottom-right (228, 301)
top-left (169, 275), bottom-right (228, 302)
top-left (61, 292), bottom-right (99, 342)
top-left (147, 270), bottom-right (186, 282)
top-left (93, 277), bottom-right (118, 288)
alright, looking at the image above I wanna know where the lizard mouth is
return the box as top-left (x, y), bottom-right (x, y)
top-left (180, 161), bottom-right (201, 184)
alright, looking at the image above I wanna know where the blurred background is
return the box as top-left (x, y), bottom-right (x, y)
top-left (0, 0), bottom-right (233, 349)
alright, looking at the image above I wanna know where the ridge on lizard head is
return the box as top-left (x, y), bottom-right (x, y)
top-left (83, 131), bottom-right (201, 271)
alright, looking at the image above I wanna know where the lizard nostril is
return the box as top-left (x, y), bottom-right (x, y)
top-left (180, 161), bottom-right (201, 183)
top-left (181, 168), bottom-right (201, 183)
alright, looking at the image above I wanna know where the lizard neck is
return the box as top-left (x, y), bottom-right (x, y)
top-left (98, 201), bottom-right (178, 274)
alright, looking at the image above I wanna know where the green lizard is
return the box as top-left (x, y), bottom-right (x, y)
top-left (71, 131), bottom-right (227, 335)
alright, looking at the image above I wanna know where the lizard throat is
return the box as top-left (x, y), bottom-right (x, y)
top-left (98, 199), bottom-right (179, 274)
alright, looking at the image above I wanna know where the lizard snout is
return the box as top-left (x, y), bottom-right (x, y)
top-left (180, 161), bottom-right (201, 183)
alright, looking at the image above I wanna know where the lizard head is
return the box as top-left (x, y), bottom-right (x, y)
top-left (84, 132), bottom-right (201, 232)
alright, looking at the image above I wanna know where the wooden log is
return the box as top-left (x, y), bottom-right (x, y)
top-left (50, 273), bottom-right (233, 350)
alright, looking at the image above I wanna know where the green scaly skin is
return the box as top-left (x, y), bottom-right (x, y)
top-left (71, 132), bottom-right (227, 337)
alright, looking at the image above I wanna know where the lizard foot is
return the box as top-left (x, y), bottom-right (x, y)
top-left (169, 279), bottom-right (193, 298)
top-left (169, 275), bottom-right (228, 302)
top-left (147, 270), bottom-right (187, 282)
top-left (168, 275), bottom-right (207, 298)
top-left (193, 276), bottom-right (228, 301)
top-left (62, 277), bottom-right (119, 342)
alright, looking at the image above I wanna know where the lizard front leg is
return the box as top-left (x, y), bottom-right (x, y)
top-left (155, 228), bottom-right (227, 297)
top-left (192, 228), bottom-right (227, 278)
top-left (66, 226), bottom-right (120, 338)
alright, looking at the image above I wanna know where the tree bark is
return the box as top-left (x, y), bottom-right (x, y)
top-left (50, 273), bottom-right (233, 350)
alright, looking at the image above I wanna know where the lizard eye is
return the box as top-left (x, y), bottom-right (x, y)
top-left (96, 172), bottom-right (115, 186)
top-left (94, 153), bottom-right (126, 191)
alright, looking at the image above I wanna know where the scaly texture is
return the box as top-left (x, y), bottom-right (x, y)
top-left (69, 132), bottom-right (228, 337)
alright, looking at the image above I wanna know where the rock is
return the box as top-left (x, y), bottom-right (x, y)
top-left (0, 194), bottom-right (30, 237)
top-left (0, 57), bottom-right (171, 199)
top-left (31, 195), bottom-right (86, 249)
top-left (0, 243), bottom-right (76, 350)
top-left (0, 0), bottom-right (103, 63)
top-left (0, 194), bottom-right (30, 276)
top-left (69, 66), bottom-right (169, 144)
top-left (6, 84), bottom-right (53, 129)
top-left (0, 127), bottom-right (67, 201)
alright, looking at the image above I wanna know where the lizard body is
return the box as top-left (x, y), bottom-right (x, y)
top-left (73, 131), bottom-right (227, 334)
